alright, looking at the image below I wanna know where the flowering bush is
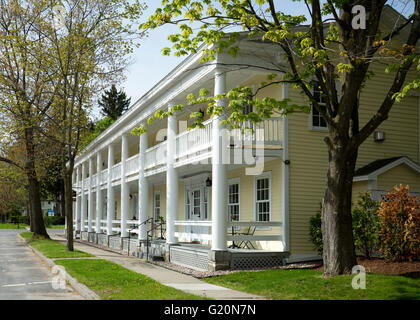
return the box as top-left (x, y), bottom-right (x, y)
top-left (377, 185), bottom-right (420, 262)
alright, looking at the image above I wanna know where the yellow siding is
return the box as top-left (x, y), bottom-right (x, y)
top-left (227, 159), bottom-right (283, 250)
top-left (148, 184), bottom-right (166, 219)
top-left (287, 62), bottom-right (419, 254)
top-left (377, 164), bottom-right (420, 193)
top-left (352, 181), bottom-right (369, 205)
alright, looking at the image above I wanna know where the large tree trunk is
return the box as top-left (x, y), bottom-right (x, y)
top-left (321, 138), bottom-right (358, 276)
top-left (64, 168), bottom-right (74, 251)
top-left (24, 127), bottom-right (49, 238)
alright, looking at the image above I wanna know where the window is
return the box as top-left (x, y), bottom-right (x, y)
top-left (193, 189), bottom-right (201, 217)
top-left (311, 82), bottom-right (327, 129)
top-left (185, 190), bottom-right (191, 220)
top-left (228, 179), bottom-right (240, 222)
top-left (203, 187), bottom-right (209, 219)
top-left (154, 191), bottom-right (161, 221)
top-left (255, 173), bottom-right (271, 222)
top-left (114, 201), bottom-right (118, 220)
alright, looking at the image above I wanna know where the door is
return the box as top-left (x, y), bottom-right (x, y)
top-left (185, 186), bottom-right (210, 241)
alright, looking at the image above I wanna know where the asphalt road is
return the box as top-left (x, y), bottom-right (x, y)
top-left (0, 229), bottom-right (84, 300)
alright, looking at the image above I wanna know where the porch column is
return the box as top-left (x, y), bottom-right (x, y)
top-left (96, 151), bottom-right (103, 233)
top-left (88, 157), bottom-right (94, 232)
top-left (107, 144), bottom-right (115, 235)
top-left (211, 67), bottom-right (228, 251)
top-left (120, 134), bottom-right (129, 237)
top-left (75, 166), bottom-right (81, 232)
top-left (138, 131), bottom-right (148, 240)
top-left (166, 103), bottom-right (178, 244)
top-left (81, 162), bottom-right (87, 232)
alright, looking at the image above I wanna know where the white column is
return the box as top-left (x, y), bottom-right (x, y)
top-left (96, 152), bottom-right (103, 233)
top-left (75, 166), bottom-right (81, 232)
top-left (211, 68), bottom-right (228, 251)
top-left (166, 104), bottom-right (178, 244)
top-left (107, 144), bottom-right (115, 235)
top-left (138, 131), bottom-right (148, 240)
top-left (120, 134), bottom-right (129, 237)
top-left (88, 157), bottom-right (94, 232)
top-left (81, 162), bottom-right (87, 232)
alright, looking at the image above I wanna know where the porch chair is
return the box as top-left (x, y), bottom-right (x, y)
top-left (238, 226), bottom-right (256, 249)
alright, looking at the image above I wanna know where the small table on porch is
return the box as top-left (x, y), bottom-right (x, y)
top-left (228, 226), bottom-right (241, 249)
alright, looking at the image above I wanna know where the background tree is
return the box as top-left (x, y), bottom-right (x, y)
top-left (0, 0), bottom-right (60, 238)
top-left (43, 0), bottom-right (143, 251)
top-left (98, 85), bottom-right (131, 121)
top-left (134, 0), bottom-right (419, 276)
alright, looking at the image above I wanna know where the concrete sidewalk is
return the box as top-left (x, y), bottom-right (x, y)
top-left (51, 234), bottom-right (264, 300)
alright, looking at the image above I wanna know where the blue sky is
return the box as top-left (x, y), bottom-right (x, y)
top-left (119, 1), bottom-right (311, 112)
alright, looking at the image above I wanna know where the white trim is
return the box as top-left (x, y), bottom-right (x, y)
top-left (281, 83), bottom-right (290, 252)
top-left (254, 171), bottom-right (272, 223)
top-left (353, 156), bottom-right (420, 182)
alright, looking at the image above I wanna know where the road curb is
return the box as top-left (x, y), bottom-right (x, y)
top-left (16, 233), bottom-right (101, 300)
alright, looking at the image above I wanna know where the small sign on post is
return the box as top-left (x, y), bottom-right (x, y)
top-left (48, 209), bottom-right (54, 217)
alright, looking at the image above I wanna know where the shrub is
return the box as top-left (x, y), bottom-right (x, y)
top-left (309, 203), bottom-right (323, 256)
top-left (352, 192), bottom-right (380, 259)
top-left (377, 184), bottom-right (420, 262)
top-left (51, 215), bottom-right (65, 225)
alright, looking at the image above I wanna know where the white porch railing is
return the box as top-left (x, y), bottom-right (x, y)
top-left (112, 219), bottom-right (121, 232)
top-left (173, 220), bottom-right (282, 243)
top-left (145, 141), bottom-right (167, 170)
top-left (111, 163), bottom-right (121, 181)
top-left (126, 219), bottom-right (140, 234)
top-left (176, 118), bottom-right (212, 159)
top-left (75, 118), bottom-right (282, 189)
top-left (100, 219), bottom-right (107, 231)
top-left (227, 221), bottom-right (282, 241)
top-left (174, 220), bottom-right (213, 242)
top-left (101, 169), bottom-right (108, 185)
top-left (126, 155), bottom-right (139, 176)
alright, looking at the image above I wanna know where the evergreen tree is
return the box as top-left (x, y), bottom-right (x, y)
top-left (98, 85), bottom-right (131, 120)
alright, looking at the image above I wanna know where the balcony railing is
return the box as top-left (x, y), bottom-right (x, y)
top-left (75, 117), bottom-right (282, 188)
top-left (176, 118), bottom-right (212, 160)
top-left (111, 163), bottom-right (121, 181)
top-left (145, 141), bottom-right (167, 170)
top-left (126, 155), bottom-right (139, 176)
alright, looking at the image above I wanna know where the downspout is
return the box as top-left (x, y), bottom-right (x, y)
top-left (281, 83), bottom-right (290, 252)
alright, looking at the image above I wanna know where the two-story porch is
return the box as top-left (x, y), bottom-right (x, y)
top-left (71, 37), bottom-right (291, 271)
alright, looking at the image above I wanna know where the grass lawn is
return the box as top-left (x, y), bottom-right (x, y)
top-left (0, 223), bottom-right (29, 229)
top-left (204, 269), bottom-right (420, 300)
top-left (20, 231), bottom-right (93, 259)
top-left (55, 259), bottom-right (206, 300)
top-left (46, 225), bottom-right (65, 229)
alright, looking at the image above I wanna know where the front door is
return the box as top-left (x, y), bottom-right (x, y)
top-left (185, 186), bottom-right (210, 241)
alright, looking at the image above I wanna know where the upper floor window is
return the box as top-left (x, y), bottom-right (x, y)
top-left (311, 82), bottom-right (328, 130)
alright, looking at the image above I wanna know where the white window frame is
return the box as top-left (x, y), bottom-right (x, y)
top-left (154, 190), bottom-right (161, 222)
top-left (254, 171), bottom-right (272, 225)
top-left (228, 178), bottom-right (240, 223)
top-left (308, 80), bottom-right (341, 132)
